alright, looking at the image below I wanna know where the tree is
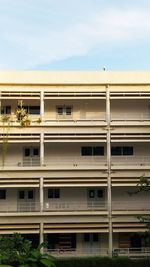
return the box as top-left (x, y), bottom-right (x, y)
top-left (129, 176), bottom-right (150, 246)
top-left (0, 233), bottom-right (55, 267)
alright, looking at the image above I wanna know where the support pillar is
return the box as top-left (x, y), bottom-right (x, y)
top-left (40, 177), bottom-right (44, 212)
top-left (40, 222), bottom-right (44, 251)
top-left (40, 133), bottom-right (44, 166)
top-left (40, 91), bottom-right (44, 122)
top-left (106, 85), bottom-right (113, 257)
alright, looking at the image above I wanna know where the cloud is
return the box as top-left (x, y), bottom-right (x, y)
top-left (0, 1), bottom-right (150, 69)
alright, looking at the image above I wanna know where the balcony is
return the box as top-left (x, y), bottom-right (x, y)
top-left (112, 201), bottom-right (150, 212)
top-left (43, 114), bottom-right (106, 126)
top-left (0, 201), bottom-right (108, 213)
top-left (0, 201), bottom-right (150, 213)
top-left (111, 156), bottom-right (150, 169)
top-left (0, 113), bottom-right (106, 127)
top-left (112, 247), bottom-right (150, 259)
top-left (45, 247), bottom-right (150, 259)
top-left (111, 113), bottom-right (150, 125)
top-left (0, 156), bottom-right (107, 170)
top-left (45, 248), bottom-right (108, 257)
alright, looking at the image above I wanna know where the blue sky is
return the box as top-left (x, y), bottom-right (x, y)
top-left (0, 0), bottom-right (150, 70)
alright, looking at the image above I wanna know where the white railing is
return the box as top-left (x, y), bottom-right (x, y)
top-left (45, 247), bottom-right (150, 258)
top-left (1, 156), bottom-right (150, 167)
top-left (0, 201), bottom-right (107, 213)
top-left (44, 156), bottom-right (106, 166)
top-left (45, 248), bottom-right (108, 257)
top-left (113, 247), bottom-right (150, 258)
top-left (0, 201), bottom-right (150, 213)
top-left (112, 201), bottom-right (150, 211)
top-left (44, 113), bottom-right (106, 122)
top-left (22, 157), bottom-right (40, 166)
top-left (0, 156), bottom-right (107, 167)
top-left (44, 201), bottom-right (107, 211)
top-left (0, 202), bottom-right (41, 213)
top-left (111, 113), bottom-right (150, 121)
top-left (112, 156), bottom-right (150, 165)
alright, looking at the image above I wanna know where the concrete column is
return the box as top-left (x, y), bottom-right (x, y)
top-left (40, 177), bottom-right (44, 212)
top-left (106, 85), bottom-right (113, 257)
top-left (40, 222), bottom-right (44, 250)
top-left (40, 91), bottom-right (44, 122)
top-left (40, 133), bottom-right (44, 166)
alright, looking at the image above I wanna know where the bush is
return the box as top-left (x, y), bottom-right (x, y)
top-left (55, 257), bottom-right (150, 267)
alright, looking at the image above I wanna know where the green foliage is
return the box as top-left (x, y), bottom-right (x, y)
top-left (128, 175), bottom-right (150, 245)
top-left (55, 257), bottom-right (150, 267)
top-left (15, 100), bottom-right (31, 127)
top-left (0, 233), bottom-right (55, 267)
top-left (128, 175), bottom-right (150, 196)
top-left (21, 243), bottom-right (55, 267)
top-left (0, 233), bottom-right (31, 266)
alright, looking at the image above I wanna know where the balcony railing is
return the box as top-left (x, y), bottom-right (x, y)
top-left (45, 248), bottom-right (108, 257)
top-left (0, 201), bottom-right (150, 213)
top-left (0, 156), bottom-right (107, 168)
top-left (111, 113), bottom-right (150, 121)
top-left (45, 247), bottom-right (150, 258)
top-left (111, 156), bottom-right (150, 165)
top-left (44, 156), bottom-right (106, 167)
top-left (1, 155), bottom-right (150, 168)
top-left (22, 157), bottom-right (40, 166)
top-left (112, 201), bottom-right (150, 211)
top-left (44, 113), bottom-right (106, 123)
top-left (44, 201), bottom-right (107, 211)
top-left (0, 201), bottom-right (107, 213)
top-left (113, 247), bottom-right (150, 258)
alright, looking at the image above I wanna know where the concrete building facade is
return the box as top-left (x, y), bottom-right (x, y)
top-left (0, 71), bottom-right (150, 257)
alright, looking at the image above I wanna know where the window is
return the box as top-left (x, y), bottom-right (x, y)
top-left (1, 106), bottom-right (11, 114)
top-left (111, 146), bottom-right (122, 156)
top-left (123, 146), bottom-right (133, 155)
top-left (0, 190), bottom-right (6, 199)
top-left (19, 191), bottom-right (25, 199)
top-left (24, 147), bottom-right (39, 157)
top-left (28, 190), bottom-right (34, 199)
top-left (22, 106), bottom-right (40, 115)
top-left (89, 189), bottom-right (104, 199)
top-left (84, 233), bottom-right (99, 242)
top-left (111, 146), bottom-right (133, 156)
top-left (84, 233), bottom-right (90, 242)
top-left (89, 189), bottom-right (95, 198)
top-left (24, 148), bottom-right (30, 157)
top-left (93, 233), bottom-right (99, 242)
top-left (33, 148), bottom-right (39, 156)
top-left (81, 146), bottom-right (104, 156)
top-left (97, 189), bottom-right (104, 198)
top-left (18, 190), bottom-right (34, 200)
top-left (48, 188), bottom-right (60, 199)
top-left (56, 105), bottom-right (72, 116)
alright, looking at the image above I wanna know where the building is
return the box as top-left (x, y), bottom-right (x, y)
top-left (0, 71), bottom-right (150, 257)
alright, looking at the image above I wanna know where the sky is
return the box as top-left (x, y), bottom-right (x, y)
top-left (0, 0), bottom-right (150, 70)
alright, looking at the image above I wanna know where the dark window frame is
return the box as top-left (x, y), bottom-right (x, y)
top-left (0, 189), bottom-right (6, 199)
top-left (111, 146), bottom-right (133, 156)
top-left (81, 146), bottom-right (104, 156)
top-left (22, 106), bottom-right (40, 115)
top-left (56, 105), bottom-right (73, 116)
top-left (1, 106), bottom-right (11, 115)
top-left (48, 188), bottom-right (60, 199)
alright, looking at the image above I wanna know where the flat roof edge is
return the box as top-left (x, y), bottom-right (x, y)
top-left (0, 71), bottom-right (150, 85)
